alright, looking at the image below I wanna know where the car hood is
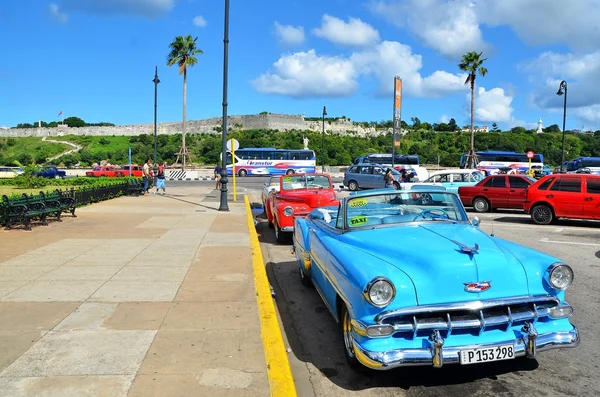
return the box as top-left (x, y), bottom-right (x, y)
top-left (276, 189), bottom-right (337, 208)
top-left (341, 223), bottom-right (529, 305)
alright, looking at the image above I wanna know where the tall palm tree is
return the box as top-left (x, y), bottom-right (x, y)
top-left (459, 51), bottom-right (488, 169)
top-left (167, 35), bottom-right (203, 170)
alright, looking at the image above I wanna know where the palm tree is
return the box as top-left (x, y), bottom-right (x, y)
top-left (459, 51), bottom-right (488, 169)
top-left (167, 35), bottom-right (203, 170)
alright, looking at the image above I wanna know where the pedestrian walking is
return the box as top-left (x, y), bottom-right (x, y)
top-left (142, 159), bottom-right (151, 195)
top-left (383, 168), bottom-right (396, 189)
top-left (214, 163), bottom-right (222, 189)
top-left (155, 162), bottom-right (166, 195)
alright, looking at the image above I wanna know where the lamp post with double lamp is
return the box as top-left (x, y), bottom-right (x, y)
top-left (556, 80), bottom-right (567, 172)
top-left (218, 0), bottom-right (230, 211)
top-left (321, 106), bottom-right (327, 173)
top-left (152, 67), bottom-right (160, 177)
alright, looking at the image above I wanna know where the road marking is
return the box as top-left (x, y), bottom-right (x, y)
top-left (244, 195), bottom-right (297, 397)
top-left (539, 237), bottom-right (600, 247)
top-left (554, 228), bottom-right (564, 233)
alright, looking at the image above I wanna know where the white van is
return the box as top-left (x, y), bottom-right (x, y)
top-left (401, 169), bottom-right (484, 194)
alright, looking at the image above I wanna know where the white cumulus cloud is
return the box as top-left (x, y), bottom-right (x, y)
top-left (49, 3), bottom-right (68, 23)
top-left (464, 87), bottom-right (514, 123)
top-left (312, 14), bottom-right (380, 46)
top-left (250, 50), bottom-right (358, 98)
top-left (193, 15), bottom-right (207, 27)
top-left (274, 22), bottom-right (305, 46)
top-left (521, 50), bottom-right (600, 128)
top-left (370, 0), bottom-right (488, 58)
top-left (251, 41), bottom-right (469, 99)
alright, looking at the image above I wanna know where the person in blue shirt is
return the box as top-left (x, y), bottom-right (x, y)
top-left (214, 164), bottom-right (222, 189)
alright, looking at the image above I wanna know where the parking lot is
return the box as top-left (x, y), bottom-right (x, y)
top-left (250, 190), bottom-right (600, 397)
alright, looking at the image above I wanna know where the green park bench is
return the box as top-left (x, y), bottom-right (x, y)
top-left (1, 194), bottom-right (50, 230)
top-left (127, 179), bottom-right (145, 196)
top-left (43, 190), bottom-right (77, 218)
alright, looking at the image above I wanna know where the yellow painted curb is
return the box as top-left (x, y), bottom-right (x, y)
top-left (244, 195), bottom-right (298, 397)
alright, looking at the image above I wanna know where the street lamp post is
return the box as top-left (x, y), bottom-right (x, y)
top-left (152, 66), bottom-right (160, 168)
top-left (218, 0), bottom-right (230, 211)
top-left (321, 106), bottom-right (327, 173)
top-left (152, 67), bottom-right (160, 170)
top-left (556, 80), bottom-right (567, 172)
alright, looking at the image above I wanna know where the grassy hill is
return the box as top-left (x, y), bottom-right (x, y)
top-left (1, 129), bottom-right (600, 167)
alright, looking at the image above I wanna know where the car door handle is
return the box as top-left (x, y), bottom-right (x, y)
top-left (546, 194), bottom-right (554, 198)
top-left (585, 197), bottom-right (594, 201)
top-left (509, 190), bottom-right (515, 192)
top-left (483, 189), bottom-right (488, 191)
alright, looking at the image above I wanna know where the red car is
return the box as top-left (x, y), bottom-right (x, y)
top-left (266, 173), bottom-right (339, 244)
top-left (85, 165), bottom-right (125, 177)
top-left (120, 165), bottom-right (144, 177)
top-left (458, 174), bottom-right (536, 212)
top-left (524, 174), bottom-right (600, 224)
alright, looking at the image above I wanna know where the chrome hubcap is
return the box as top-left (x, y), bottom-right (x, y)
top-left (475, 200), bottom-right (486, 211)
top-left (343, 310), bottom-right (355, 358)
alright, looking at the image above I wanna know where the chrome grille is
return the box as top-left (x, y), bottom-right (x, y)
top-left (376, 296), bottom-right (559, 338)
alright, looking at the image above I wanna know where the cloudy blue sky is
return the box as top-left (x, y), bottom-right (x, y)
top-left (1, 0), bottom-right (599, 130)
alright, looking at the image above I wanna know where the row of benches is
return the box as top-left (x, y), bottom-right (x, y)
top-left (1, 190), bottom-right (77, 231)
top-left (1, 179), bottom-right (147, 231)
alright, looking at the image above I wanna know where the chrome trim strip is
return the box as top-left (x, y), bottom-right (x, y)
top-left (352, 328), bottom-right (579, 370)
top-left (281, 226), bottom-right (294, 232)
top-left (375, 295), bottom-right (559, 323)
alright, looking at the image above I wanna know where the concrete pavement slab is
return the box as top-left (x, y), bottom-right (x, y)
top-left (134, 216), bottom-right (184, 229)
top-left (0, 330), bottom-right (48, 372)
top-left (112, 266), bottom-right (189, 282)
top-left (0, 266), bottom-right (58, 281)
top-left (201, 232), bottom-right (253, 246)
top-left (0, 302), bottom-right (79, 330)
top-left (128, 373), bottom-right (269, 397)
top-left (89, 281), bottom-right (181, 302)
top-left (175, 281), bottom-right (255, 302)
top-left (126, 254), bottom-right (194, 267)
top-left (0, 282), bottom-right (28, 299)
top-left (1, 280), bottom-right (105, 302)
top-left (37, 265), bottom-right (123, 281)
top-left (102, 302), bottom-right (171, 330)
top-left (54, 303), bottom-right (118, 331)
top-left (0, 375), bottom-right (134, 397)
top-left (161, 302), bottom-right (261, 331)
top-left (0, 330), bottom-right (156, 377)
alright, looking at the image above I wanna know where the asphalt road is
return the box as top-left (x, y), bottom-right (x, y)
top-left (172, 179), bottom-right (599, 396)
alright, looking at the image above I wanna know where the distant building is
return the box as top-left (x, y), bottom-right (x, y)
top-left (461, 125), bottom-right (489, 133)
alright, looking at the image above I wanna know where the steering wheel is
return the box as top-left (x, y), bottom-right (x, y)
top-left (413, 208), bottom-right (450, 221)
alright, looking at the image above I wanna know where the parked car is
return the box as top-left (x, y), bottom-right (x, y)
top-left (458, 174), bottom-right (536, 212)
top-left (121, 165), bottom-right (144, 177)
top-left (0, 166), bottom-right (24, 178)
top-left (261, 175), bottom-right (280, 207)
top-left (266, 173), bottom-right (339, 243)
top-left (292, 188), bottom-right (579, 371)
top-left (403, 169), bottom-right (484, 194)
top-left (36, 165), bottom-right (66, 179)
top-left (524, 174), bottom-right (600, 224)
top-left (85, 165), bottom-right (125, 177)
top-left (343, 164), bottom-right (403, 191)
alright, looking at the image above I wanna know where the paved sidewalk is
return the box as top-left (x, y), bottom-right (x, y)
top-left (0, 186), bottom-right (270, 396)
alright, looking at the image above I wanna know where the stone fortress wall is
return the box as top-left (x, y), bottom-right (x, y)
top-left (0, 113), bottom-right (383, 138)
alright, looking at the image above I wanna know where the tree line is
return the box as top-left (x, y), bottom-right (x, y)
top-left (2, 128), bottom-right (600, 168)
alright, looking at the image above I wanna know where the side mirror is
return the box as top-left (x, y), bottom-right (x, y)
top-left (472, 216), bottom-right (481, 228)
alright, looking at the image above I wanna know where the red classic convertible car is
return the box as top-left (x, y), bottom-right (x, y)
top-left (266, 173), bottom-right (339, 243)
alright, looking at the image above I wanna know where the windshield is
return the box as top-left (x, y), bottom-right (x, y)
top-left (281, 175), bottom-right (332, 190)
top-left (345, 192), bottom-right (468, 228)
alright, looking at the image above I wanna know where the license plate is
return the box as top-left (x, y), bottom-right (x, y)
top-left (459, 344), bottom-right (515, 365)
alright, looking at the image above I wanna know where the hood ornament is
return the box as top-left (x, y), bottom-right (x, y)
top-left (450, 239), bottom-right (479, 254)
top-left (464, 281), bottom-right (491, 293)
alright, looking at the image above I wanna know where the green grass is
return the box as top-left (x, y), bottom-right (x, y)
top-left (0, 137), bottom-right (70, 165)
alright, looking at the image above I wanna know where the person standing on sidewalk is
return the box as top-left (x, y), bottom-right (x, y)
top-left (142, 159), bottom-right (151, 195)
top-left (155, 162), bottom-right (166, 195)
top-left (214, 163), bottom-right (222, 189)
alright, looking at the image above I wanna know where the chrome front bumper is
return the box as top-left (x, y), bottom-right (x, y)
top-left (352, 325), bottom-right (579, 370)
top-left (281, 226), bottom-right (294, 232)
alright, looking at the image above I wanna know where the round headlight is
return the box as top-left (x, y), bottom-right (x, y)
top-left (283, 206), bottom-right (294, 217)
top-left (366, 278), bottom-right (395, 307)
top-left (548, 263), bottom-right (574, 290)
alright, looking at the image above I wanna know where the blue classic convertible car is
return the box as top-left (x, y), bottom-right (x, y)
top-left (292, 189), bottom-right (579, 371)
